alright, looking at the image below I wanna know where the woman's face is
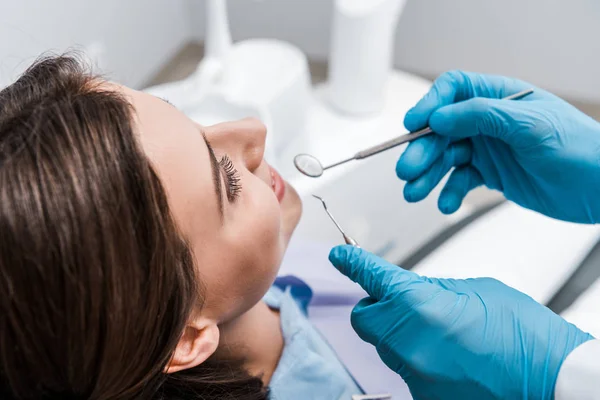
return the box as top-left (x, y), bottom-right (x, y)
top-left (120, 85), bottom-right (302, 323)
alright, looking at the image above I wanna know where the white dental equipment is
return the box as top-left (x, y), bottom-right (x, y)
top-left (328, 0), bottom-right (406, 116)
top-left (294, 88), bottom-right (534, 178)
top-left (145, 0), bottom-right (311, 163)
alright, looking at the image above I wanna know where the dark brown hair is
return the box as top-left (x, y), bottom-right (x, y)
top-left (0, 55), bottom-right (267, 399)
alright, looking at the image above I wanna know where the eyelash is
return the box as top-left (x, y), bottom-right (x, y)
top-left (219, 155), bottom-right (242, 201)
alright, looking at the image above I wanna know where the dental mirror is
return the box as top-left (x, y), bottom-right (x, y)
top-left (294, 88), bottom-right (535, 178)
top-left (294, 154), bottom-right (337, 178)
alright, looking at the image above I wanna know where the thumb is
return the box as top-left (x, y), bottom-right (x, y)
top-left (429, 97), bottom-right (535, 147)
top-left (329, 245), bottom-right (421, 300)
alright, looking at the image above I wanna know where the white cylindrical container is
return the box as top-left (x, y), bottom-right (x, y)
top-left (327, 0), bottom-right (406, 116)
top-left (205, 0), bottom-right (232, 61)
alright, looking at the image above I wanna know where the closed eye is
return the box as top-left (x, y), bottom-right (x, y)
top-left (219, 155), bottom-right (241, 202)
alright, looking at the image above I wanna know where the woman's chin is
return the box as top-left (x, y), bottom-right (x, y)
top-left (280, 181), bottom-right (302, 245)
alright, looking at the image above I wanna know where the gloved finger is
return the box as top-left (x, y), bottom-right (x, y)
top-left (404, 71), bottom-right (535, 132)
top-left (349, 297), bottom-right (379, 344)
top-left (404, 71), bottom-right (465, 132)
top-left (438, 166), bottom-right (484, 214)
top-left (428, 97), bottom-right (544, 149)
top-left (350, 296), bottom-right (415, 349)
top-left (423, 277), bottom-right (473, 292)
top-left (351, 287), bottom-right (453, 370)
top-left (404, 140), bottom-right (472, 203)
top-left (396, 134), bottom-right (450, 181)
top-left (329, 245), bottom-right (420, 300)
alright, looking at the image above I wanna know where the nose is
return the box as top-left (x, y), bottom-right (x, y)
top-left (203, 118), bottom-right (267, 172)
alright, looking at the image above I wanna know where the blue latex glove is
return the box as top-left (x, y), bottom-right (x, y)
top-left (329, 245), bottom-right (593, 400)
top-left (396, 70), bottom-right (600, 223)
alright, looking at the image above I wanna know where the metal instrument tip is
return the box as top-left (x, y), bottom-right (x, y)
top-left (312, 195), bottom-right (358, 247)
top-left (312, 194), bottom-right (326, 208)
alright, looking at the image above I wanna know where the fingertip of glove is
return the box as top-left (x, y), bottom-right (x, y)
top-left (328, 245), bottom-right (355, 267)
top-left (429, 109), bottom-right (451, 134)
top-left (329, 245), bottom-right (368, 277)
top-left (403, 107), bottom-right (425, 132)
top-left (438, 192), bottom-right (460, 214)
top-left (396, 146), bottom-right (425, 181)
top-left (395, 157), bottom-right (414, 181)
top-left (403, 183), bottom-right (418, 203)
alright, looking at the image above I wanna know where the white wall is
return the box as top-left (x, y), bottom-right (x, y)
top-left (0, 0), bottom-right (195, 89)
top-left (3, 1), bottom-right (600, 102)
top-left (394, 0), bottom-right (600, 103)
top-left (190, 0), bottom-right (600, 103)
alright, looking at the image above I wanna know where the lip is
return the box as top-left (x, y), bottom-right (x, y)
top-left (268, 165), bottom-right (286, 203)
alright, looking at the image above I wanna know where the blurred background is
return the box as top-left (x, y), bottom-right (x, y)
top-left (1, 0), bottom-right (599, 115)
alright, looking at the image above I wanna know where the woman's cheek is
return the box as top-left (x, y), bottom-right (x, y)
top-left (246, 191), bottom-right (284, 275)
top-left (253, 208), bottom-right (283, 267)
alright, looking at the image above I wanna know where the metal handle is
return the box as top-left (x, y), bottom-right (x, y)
top-left (355, 127), bottom-right (432, 159)
top-left (353, 88), bottom-right (534, 160)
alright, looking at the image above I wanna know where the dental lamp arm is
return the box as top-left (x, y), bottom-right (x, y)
top-left (205, 0), bottom-right (231, 61)
top-left (194, 0), bottom-right (232, 87)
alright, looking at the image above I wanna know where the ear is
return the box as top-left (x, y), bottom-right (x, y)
top-left (166, 317), bottom-right (220, 374)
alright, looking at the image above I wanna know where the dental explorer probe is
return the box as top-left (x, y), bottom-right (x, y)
top-left (312, 195), bottom-right (359, 247)
top-left (295, 88), bottom-right (535, 178)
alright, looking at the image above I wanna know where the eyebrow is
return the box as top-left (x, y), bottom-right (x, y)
top-left (203, 133), bottom-right (225, 220)
top-left (157, 96), bottom-right (224, 219)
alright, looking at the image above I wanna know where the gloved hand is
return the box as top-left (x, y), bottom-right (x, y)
top-left (329, 245), bottom-right (594, 400)
top-left (396, 70), bottom-right (600, 223)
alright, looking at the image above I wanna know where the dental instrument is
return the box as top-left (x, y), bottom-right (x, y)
top-left (294, 88), bottom-right (535, 178)
top-left (313, 195), bottom-right (359, 247)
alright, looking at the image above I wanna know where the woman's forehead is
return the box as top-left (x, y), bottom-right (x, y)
top-left (121, 85), bottom-right (223, 244)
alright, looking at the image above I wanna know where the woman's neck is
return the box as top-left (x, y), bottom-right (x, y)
top-left (218, 300), bottom-right (283, 384)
